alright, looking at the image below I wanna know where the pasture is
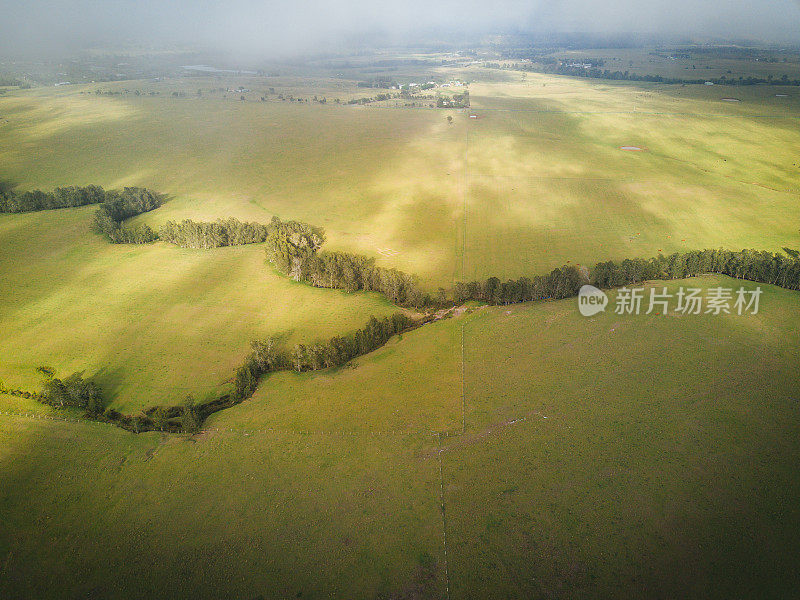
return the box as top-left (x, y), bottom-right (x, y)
top-left (1, 67), bottom-right (798, 292)
top-left (460, 71), bottom-right (800, 280)
top-left (1, 48), bottom-right (800, 597)
top-left (1, 276), bottom-right (798, 598)
top-left (0, 206), bottom-right (397, 412)
top-left (1, 63), bottom-right (799, 410)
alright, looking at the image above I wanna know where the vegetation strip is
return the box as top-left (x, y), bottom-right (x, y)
top-left (0, 182), bottom-right (107, 213)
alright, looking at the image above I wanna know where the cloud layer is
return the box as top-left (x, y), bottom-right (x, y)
top-left (1, 0), bottom-right (799, 57)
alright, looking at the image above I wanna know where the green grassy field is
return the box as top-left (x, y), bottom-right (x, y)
top-left (0, 206), bottom-right (397, 412)
top-left (218, 313), bottom-right (463, 433)
top-left (0, 82), bottom-right (464, 284)
top-left (461, 72), bottom-right (800, 280)
top-left (1, 68), bottom-right (798, 413)
top-left (0, 411), bottom-right (447, 599)
top-left (2, 49), bottom-right (800, 597)
top-left (452, 276), bottom-right (800, 598)
top-left (2, 68), bottom-right (798, 289)
top-left (1, 276), bottom-right (798, 598)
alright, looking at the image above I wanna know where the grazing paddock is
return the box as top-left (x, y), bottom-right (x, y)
top-left (0, 207), bottom-right (397, 412)
top-left (1, 69), bottom-right (799, 408)
top-left (1, 276), bottom-right (799, 598)
top-left (1, 52), bottom-right (800, 597)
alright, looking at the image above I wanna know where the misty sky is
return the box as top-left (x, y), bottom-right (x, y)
top-left (2, 0), bottom-right (800, 57)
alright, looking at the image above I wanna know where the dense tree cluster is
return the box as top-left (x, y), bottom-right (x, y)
top-left (263, 216), bottom-right (326, 275)
top-left (0, 183), bottom-right (107, 213)
top-left (0, 182), bottom-right (164, 243)
top-left (159, 218), bottom-right (269, 249)
top-left (92, 187), bottom-right (164, 244)
top-left (231, 338), bottom-right (287, 402)
top-left (108, 224), bottom-right (160, 244)
top-left (437, 92), bottom-right (470, 108)
top-left (180, 396), bottom-right (202, 433)
top-left (38, 371), bottom-right (105, 416)
top-left (313, 251), bottom-right (428, 306)
top-left (264, 217), bottom-right (430, 308)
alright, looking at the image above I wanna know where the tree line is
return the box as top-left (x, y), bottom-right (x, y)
top-left (230, 312), bottom-right (415, 405)
top-left (0, 183), bottom-right (108, 213)
top-left (124, 212), bottom-right (433, 308)
top-left (346, 93), bottom-right (400, 105)
top-left (166, 214), bottom-right (800, 310)
top-left (452, 248), bottom-right (800, 307)
top-left (0, 187), bottom-right (432, 310)
top-left (0, 182), bottom-right (166, 243)
top-left (0, 78), bottom-right (29, 88)
top-left (0, 369), bottom-right (106, 417)
top-left (289, 313), bottom-right (414, 373)
top-left (454, 265), bottom-right (585, 305)
top-left (38, 370), bottom-right (106, 416)
top-left (6, 310), bottom-right (417, 434)
top-left (5, 186), bottom-right (800, 434)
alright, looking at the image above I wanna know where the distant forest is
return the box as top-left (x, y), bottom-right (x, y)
top-left (489, 57), bottom-right (800, 86)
